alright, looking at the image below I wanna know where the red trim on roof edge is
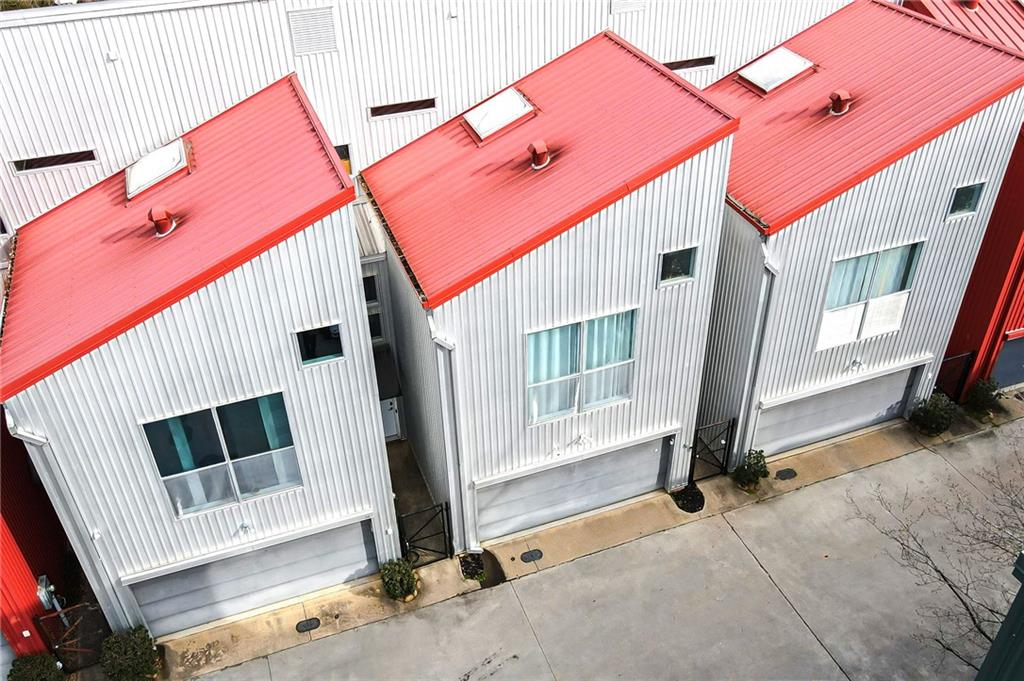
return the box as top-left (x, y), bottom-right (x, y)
top-left (421, 119), bottom-right (739, 309)
top-left (0, 189), bottom-right (353, 402)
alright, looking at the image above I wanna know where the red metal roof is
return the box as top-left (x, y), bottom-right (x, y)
top-left (0, 74), bottom-right (354, 401)
top-left (361, 31), bottom-right (737, 309)
top-left (906, 0), bottom-right (1024, 52)
top-left (705, 0), bottom-right (1024, 234)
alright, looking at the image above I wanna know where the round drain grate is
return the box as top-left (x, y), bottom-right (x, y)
top-left (775, 468), bottom-right (797, 481)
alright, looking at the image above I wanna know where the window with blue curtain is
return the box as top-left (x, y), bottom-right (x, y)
top-left (143, 392), bottom-right (301, 516)
top-left (818, 243), bottom-right (923, 350)
top-left (526, 310), bottom-right (636, 424)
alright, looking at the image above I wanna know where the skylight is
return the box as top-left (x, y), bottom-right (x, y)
top-left (738, 47), bottom-right (813, 92)
top-left (464, 88), bottom-right (533, 139)
top-left (126, 139), bottom-right (188, 199)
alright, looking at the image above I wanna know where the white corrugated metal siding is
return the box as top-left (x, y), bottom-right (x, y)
top-left (385, 243), bottom-right (450, 510)
top-left (699, 89), bottom-right (1024, 459)
top-left (0, 0), bottom-right (849, 228)
top-left (3, 208), bottom-right (399, 629)
top-left (430, 138), bottom-right (733, 546)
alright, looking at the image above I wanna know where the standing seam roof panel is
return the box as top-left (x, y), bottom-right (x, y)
top-left (361, 31), bottom-right (737, 309)
top-left (0, 74), bottom-right (355, 400)
top-left (705, 0), bottom-right (1024, 233)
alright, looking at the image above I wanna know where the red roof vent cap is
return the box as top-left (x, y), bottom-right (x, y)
top-left (148, 206), bottom-right (177, 238)
top-left (961, 0), bottom-right (980, 11)
top-left (829, 89), bottom-right (853, 116)
top-left (528, 140), bottom-right (550, 170)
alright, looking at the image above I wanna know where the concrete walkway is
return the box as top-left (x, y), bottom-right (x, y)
top-left (201, 414), bottom-right (1023, 681)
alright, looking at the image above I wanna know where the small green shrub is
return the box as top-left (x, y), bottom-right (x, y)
top-left (909, 392), bottom-right (959, 436)
top-left (731, 449), bottom-right (769, 491)
top-left (380, 559), bottom-right (417, 599)
top-left (965, 378), bottom-right (1002, 415)
top-left (7, 654), bottom-right (63, 681)
top-left (100, 626), bottom-right (159, 681)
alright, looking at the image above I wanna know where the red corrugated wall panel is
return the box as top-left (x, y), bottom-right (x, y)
top-left (945, 126), bottom-right (1024, 385)
top-left (1, 414), bottom-right (69, 656)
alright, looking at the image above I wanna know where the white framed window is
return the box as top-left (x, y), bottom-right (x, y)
top-left (296, 324), bottom-right (345, 365)
top-left (947, 182), bottom-right (985, 219)
top-left (817, 243), bottom-right (923, 351)
top-left (143, 393), bottom-right (301, 517)
top-left (126, 139), bottom-right (188, 199)
top-left (658, 247), bottom-right (697, 285)
top-left (363, 275), bottom-right (385, 343)
top-left (11, 150), bottom-right (98, 174)
top-left (526, 310), bottom-right (637, 424)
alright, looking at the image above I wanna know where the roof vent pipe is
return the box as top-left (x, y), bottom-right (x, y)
top-left (149, 206), bottom-right (177, 238)
top-left (961, 0), bottom-right (980, 10)
top-left (528, 140), bottom-right (550, 170)
top-left (829, 89), bottom-right (852, 116)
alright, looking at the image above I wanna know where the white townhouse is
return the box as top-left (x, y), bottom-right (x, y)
top-left (0, 77), bottom-right (400, 638)
top-left (361, 32), bottom-right (738, 550)
top-left (697, 0), bottom-right (1024, 464)
top-left (0, 0), bottom-right (849, 232)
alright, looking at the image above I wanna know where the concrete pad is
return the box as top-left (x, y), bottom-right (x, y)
top-left (196, 657), bottom-right (272, 681)
top-left (930, 417), bottom-right (1023, 486)
top-left (162, 603), bottom-right (309, 681)
top-left (305, 557), bottom-right (479, 641)
top-left (512, 515), bottom-right (845, 681)
top-left (725, 450), bottom-right (977, 680)
top-left (268, 584), bottom-right (553, 681)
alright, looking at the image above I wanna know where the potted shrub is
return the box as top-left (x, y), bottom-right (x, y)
top-left (909, 392), bottom-right (959, 436)
top-left (731, 449), bottom-right (769, 493)
top-left (7, 653), bottom-right (63, 681)
top-left (100, 625), bottom-right (160, 681)
top-left (965, 378), bottom-right (1002, 418)
top-left (381, 559), bottom-right (420, 602)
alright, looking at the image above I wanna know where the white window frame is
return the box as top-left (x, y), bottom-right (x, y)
top-left (10, 150), bottom-right (100, 176)
top-left (815, 241), bottom-right (924, 352)
top-left (362, 274), bottom-right (386, 345)
top-left (293, 321), bottom-right (348, 369)
top-left (657, 245), bottom-right (699, 288)
top-left (525, 308), bottom-right (639, 426)
top-left (140, 391), bottom-right (304, 519)
top-left (945, 180), bottom-right (987, 221)
top-left (366, 98), bottom-right (438, 121)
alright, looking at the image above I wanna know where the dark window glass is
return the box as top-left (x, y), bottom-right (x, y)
top-left (297, 324), bottom-right (344, 364)
top-left (660, 247), bottom-right (696, 283)
top-left (369, 98), bottom-right (436, 117)
top-left (949, 183), bottom-right (984, 217)
top-left (217, 393), bottom-right (293, 460)
top-left (334, 144), bottom-right (351, 174)
top-left (143, 410), bottom-right (224, 476)
top-left (363, 275), bottom-right (379, 303)
top-left (13, 150), bottom-right (97, 172)
top-left (663, 56), bottom-right (716, 71)
top-left (368, 312), bottom-right (383, 339)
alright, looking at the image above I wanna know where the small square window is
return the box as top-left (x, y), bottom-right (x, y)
top-left (659, 248), bottom-right (696, 284)
top-left (948, 183), bottom-right (984, 218)
top-left (297, 324), bottom-right (344, 365)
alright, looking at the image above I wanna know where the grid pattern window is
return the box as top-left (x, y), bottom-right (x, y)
top-left (817, 243), bottom-right (923, 351)
top-left (948, 182), bottom-right (985, 218)
top-left (527, 310), bottom-right (637, 424)
top-left (363, 275), bottom-right (384, 343)
top-left (297, 325), bottom-right (344, 365)
top-left (659, 247), bottom-right (697, 284)
top-left (143, 393), bottom-right (300, 516)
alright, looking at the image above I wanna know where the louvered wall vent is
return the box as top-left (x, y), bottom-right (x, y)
top-left (610, 0), bottom-right (649, 14)
top-left (288, 7), bottom-right (337, 56)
